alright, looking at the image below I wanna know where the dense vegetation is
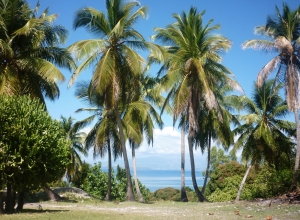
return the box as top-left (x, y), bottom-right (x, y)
top-left (0, 0), bottom-right (300, 214)
top-left (0, 96), bottom-right (70, 212)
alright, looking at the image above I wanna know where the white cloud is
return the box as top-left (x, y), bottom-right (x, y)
top-left (81, 126), bottom-right (209, 170)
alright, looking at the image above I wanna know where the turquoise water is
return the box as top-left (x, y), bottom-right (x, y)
top-left (136, 170), bottom-right (204, 192)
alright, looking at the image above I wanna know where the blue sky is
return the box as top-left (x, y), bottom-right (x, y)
top-left (27, 0), bottom-right (299, 170)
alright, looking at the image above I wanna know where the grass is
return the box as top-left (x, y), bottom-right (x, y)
top-left (1, 199), bottom-right (300, 220)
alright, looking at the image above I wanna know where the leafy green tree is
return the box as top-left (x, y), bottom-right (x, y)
top-left (60, 116), bottom-right (87, 183)
top-left (69, 0), bottom-right (149, 201)
top-left (205, 162), bottom-right (255, 202)
top-left (71, 161), bottom-right (90, 189)
top-left (0, 0), bottom-right (74, 104)
top-left (233, 80), bottom-right (295, 200)
top-left (242, 3), bottom-right (300, 190)
top-left (0, 96), bottom-right (70, 212)
top-left (152, 7), bottom-right (237, 202)
top-left (81, 163), bottom-right (150, 202)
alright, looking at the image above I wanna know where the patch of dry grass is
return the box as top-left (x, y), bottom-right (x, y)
top-left (1, 199), bottom-right (300, 220)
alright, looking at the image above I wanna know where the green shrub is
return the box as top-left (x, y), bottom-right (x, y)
top-left (80, 163), bottom-right (150, 202)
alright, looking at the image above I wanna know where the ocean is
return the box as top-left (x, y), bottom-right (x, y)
top-left (136, 170), bottom-right (204, 192)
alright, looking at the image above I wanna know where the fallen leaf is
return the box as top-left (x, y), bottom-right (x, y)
top-left (245, 215), bottom-right (253, 218)
top-left (266, 216), bottom-right (272, 220)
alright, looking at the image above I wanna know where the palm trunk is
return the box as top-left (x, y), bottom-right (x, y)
top-left (132, 143), bottom-right (144, 203)
top-left (188, 136), bottom-right (206, 202)
top-left (43, 184), bottom-right (61, 201)
top-left (114, 107), bottom-right (135, 201)
top-left (292, 108), bottom-right (300, 191)
top-left (235, 165), bottom-right (252, 202)
top-left (105, 139), bottom-right (112, 201)
top-left (181, 125), bottom-right (188, 202)
top-left (202, 131), bottom-right (211, 194)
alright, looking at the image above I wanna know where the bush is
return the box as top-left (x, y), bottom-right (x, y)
top-left (79, 163), bottom-right (150, 202)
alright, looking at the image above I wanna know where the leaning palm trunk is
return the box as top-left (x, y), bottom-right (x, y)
top-left (105, 140), bottom-right (112, 201)
top-left (202, 132), bottom-right (212, 194)
top-left (235, 165), bottom-right (252, 202)
top-left (43, 184), bottom-right (61, 201)
top-left (188, 136), bottom-right (206, 202)
top-left (132, 144), bottom-right (144, 203)
top-left (292, 107), bottom-right (300, 191)
top-left (181, 125), bottom-right (188, 202)
top-left (114, 107), bottom-right (135, 201)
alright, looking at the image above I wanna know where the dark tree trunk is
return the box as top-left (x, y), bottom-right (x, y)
top-left (202, 132), bottom-right (212, 194)
top-left (105, 140), bottom-right (112, 201)
top-left (114, 107), bottom-right (135, 201)
top-left (235, 165), bottom-right (252, 202)
top-left (292, 108), bottom-right (300, 191)
top-left (181, 125), bottom-right (188, 202)
top-left (43, 184), bottom-right (61, 201)
top-left (0, 191), bottom-right (3, 213)
top-left (5, 182), bottom-right (13, 212)
top-left (16, 192), bottom-right (25, 211)
top-left (132, 143), bottom-right (144, 203)
top-left (0, 178), bottom-right (4, 213)
top-left (188, 136), bottom-right (206, 202)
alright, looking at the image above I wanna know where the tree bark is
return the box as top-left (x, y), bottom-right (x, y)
top-left (105, 140), bottom-right (112, 201)
top-left (188, 136), bottom-right (206, 202)
top-left (292, 108), bottom-right (300, 191)
top-left (5, 182), bottom-right (13, 212)
top-left (43, 184), bottom-right (61, 201)
top-left (114, 107), bottom-right (135, 201)
top-left (16, 191), bottom-right (25, 211)
top-left (181, 125), bottom-right (188, 202)
top-left (235, 165), bottom-right (252, 202)
top-left (132, 143), bottom-right (144, 203)
top-left (0, 178), bottom-right (3, 213)
top-left (0, 191), bottom-right (3, 213)
top-left (202, 132), bottom-right (212, 194)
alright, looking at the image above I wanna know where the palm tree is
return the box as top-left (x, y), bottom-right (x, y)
top-left (196, 83), bottom-right (243, 194)
top-left (123, 74), bottom-right (164, 202)
top-left (68, 0), bottom-right (149, 201)
top-left (59, 116), bottom-right (87, 183)
top-left (242, 3), bottom-right (300, 190)
top-left (178, 116), bottom-right (188, 202)
top-left (233, 79), bottom-right (295, 200)
top-left (152, 7), bottom-right (237, 202)
top-left (73, 81), bottom-right (122, 201)
top-left (0, 0), bottom-right (75, 104)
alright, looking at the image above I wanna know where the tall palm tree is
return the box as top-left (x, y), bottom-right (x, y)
top-left (0, 0), bottom-right (75, 104)
top-left (178, 115), bottom-right (188, 202)
top-left (242, 3), bottom-right (300, 190)
top-left (196, 83), bottom-right (243, 194)
top-left (123, 74), bottom-right (164, 202)
top-left (233, 79), bottom-right (295, 200)
top-left (152, 7), bottom-right (238, 202)
top-left (59, 116), bottom-right (87, 183)
top-left (73, 81), bottom-right (122, 201)
top-left (68, 0), bottom-right (149, 201)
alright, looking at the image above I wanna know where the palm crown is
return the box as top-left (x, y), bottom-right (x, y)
top-left (0, 0), bottom-right (75, 104)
